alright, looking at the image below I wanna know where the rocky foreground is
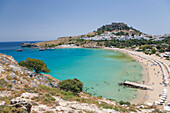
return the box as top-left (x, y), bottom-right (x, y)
top-left (0, 53), bottom-right (165, 113)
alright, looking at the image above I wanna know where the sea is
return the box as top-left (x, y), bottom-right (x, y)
top-left (0, 41), bottom-right (144, 102)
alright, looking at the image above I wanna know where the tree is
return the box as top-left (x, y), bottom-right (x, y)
top-left (167, 46), bottom-right (170, 52)
top-left (19, 58), bottom-right (50, 73)
top-left (58, 78), bottom-right (83, 94)
top-left (151, 48), bottom-right (156, 54)
top-left (156, 45), bottom-right (161, 49)
top-left (159, 49), bottom-right (165, 53)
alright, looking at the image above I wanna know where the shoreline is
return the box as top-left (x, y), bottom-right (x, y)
top-left (103, 47), bottom-right (170, 106)
top-left (103, 47), bottom-right (149, 104)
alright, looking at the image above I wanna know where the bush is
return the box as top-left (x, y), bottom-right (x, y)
top-left (58, 78), bottom-right (83, 94)
top-left (100, 102), bottom-right (113, 109)
top-left (1, 106), bottom-right (26, 113)
top-left (0, 79), bottom-right (8, 91)
top-left (151, 48), bottom-right (156, 54)
top-left (119, 101), bottom-right (130, 106)
top-left (114, 106), bottom-right (119, 111)
top-left (159, 49), bottom-right (165, 53)
top-left (19, 58), bottom-right (50, 73)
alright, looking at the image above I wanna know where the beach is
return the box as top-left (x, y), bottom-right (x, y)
top-left (105, 47), bottom-right (170, 105)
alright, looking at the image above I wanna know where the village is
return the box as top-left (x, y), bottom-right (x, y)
top-left (81, 31), bottom-right (170, 41)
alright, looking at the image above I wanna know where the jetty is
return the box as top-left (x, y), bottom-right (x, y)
top-left (120, 81), bottom-right (153, 90)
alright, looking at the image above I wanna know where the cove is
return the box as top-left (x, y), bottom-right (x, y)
top-left (0, 46), bottom-right (143, 101)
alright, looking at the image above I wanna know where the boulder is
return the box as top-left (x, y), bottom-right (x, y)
top-left (0, 101), bottom-right (5, 106)
top-left (10, 98), bottom-right (32, 113)
top-left (50, 82), bottom-right (58, 88)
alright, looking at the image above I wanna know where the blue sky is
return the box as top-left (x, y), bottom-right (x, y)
top-left (0, 0), bottom-right (170, 42)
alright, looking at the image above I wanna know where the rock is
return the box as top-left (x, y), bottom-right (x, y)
top-left (11, 80), bottom-right (16, 85)
top-left (21, 92), bottom-right (38, 99)
top-left (9, 74), bottom-right (16, 79)
top-left (40, 75), bottom-right (49, 82)
top-left (26, 70), bottom-right (36, 77)
top-left (0, 101), bottom-right (5, 105)
top-left (4, 78), bottom-right (10, 83)
top-left (21, 43), bottom-right (38, 47)
top-left (0, 66), bottom-right (4, 74)
top-left (50, 82), bottom-right (58, 88)
top-left (10, 98), bottom-right (32, 113)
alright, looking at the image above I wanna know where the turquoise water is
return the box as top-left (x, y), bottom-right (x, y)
top-left (0, 43), bottom-right (143, 101)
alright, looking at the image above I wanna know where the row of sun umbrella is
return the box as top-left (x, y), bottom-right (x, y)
top-left (155, 88), bottom-right (167, 105)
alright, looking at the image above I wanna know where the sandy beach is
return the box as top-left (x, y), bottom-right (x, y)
top-left (104, 47), bottom-right (170, 105)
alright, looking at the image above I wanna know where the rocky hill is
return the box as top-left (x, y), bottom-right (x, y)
top-left (96, 22), bottom-right (142, 35)
top-left (0, 53), bottom-right (165, 113)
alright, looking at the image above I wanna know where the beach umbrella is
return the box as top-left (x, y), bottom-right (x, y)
top-left (163, 91), bottom-right (167, 93)
top-left (163, 89), bottom-right (167, 91)
top-left (162, 92), bottom-right (167, 95)
top-left (147, 103), bottom-right (153, 106)
top-left (159, 100), bottom-right (164, 103)
top-left (162, 94), bottom-right (167, 97)
top-left (155, 101), bottom-right (160, 105)
top-left (160, 97), bottom-right (166, 100)
top-left (163, 91), bottom-right (167, 94)
top-left (163, 89), bottom-right (168, 92)
top-left (162, 95), bottom-right (167, 98)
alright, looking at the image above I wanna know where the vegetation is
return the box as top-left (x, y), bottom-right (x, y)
top-left (97, 23), bottom-right (140, 33)
top-left (0, 106), bottom-right (27, 113)
top-left (0, 79), bottom-right (8, 91)
top-left (119, 101), bottom-right (130, 106)
top-left (19, 58), bottom-right (50, 73)
top-left (75, 34), bottom-right (170, 53)
top-left (58, 78), bottom-right (83, 94)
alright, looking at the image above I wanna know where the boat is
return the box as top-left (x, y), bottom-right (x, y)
top-left (39, 48), bottom-right (46, 51)
top-left (17, 49), bottom-right (22, 52)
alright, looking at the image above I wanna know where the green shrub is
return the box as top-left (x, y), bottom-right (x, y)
top-left (119, 101), bottom-right (130, 106)
top-left (58, 78), bottom-right (83, 94)
top-left (100, 102), bottom-right (113, 109)
top-left (48, 78), bottom-right (53, 83)
top-left (19, 58), bottom-right (50, 73)
top-left (1, 106), bottom-right (26, 113)
top-left (114, 106), bottom-right (119, 111)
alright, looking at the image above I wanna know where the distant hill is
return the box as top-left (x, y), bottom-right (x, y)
top-left (34, 22), bottom-right (143, 47)
top-left (96, 22), bottom-right (142, 35)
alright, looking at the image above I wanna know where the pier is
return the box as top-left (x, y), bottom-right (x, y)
top-left (120, 81), bottom-right (153, 90)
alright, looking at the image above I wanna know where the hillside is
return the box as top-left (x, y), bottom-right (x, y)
top-left (0, 53), bottom-right (165, 112)
top-left (33, 22), bottom-right (142, 47)
top-left (96, 22), bottom-right (142, 35)
top-left (34, 32), bottom-right (96, 47)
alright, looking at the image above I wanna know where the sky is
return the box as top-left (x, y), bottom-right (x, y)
top-left (0, 0), bottom-right (170, 42)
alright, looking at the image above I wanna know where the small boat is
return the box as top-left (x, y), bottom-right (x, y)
top-left (39, 48), bottom-right (46, 51)
top-left (17, 49), bottom-right (22, 52)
